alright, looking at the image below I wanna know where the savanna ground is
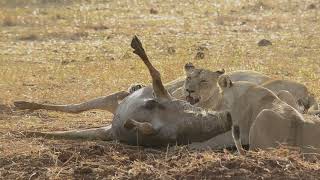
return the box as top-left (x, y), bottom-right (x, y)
top-left (0, 0), bottom-right (320, 179)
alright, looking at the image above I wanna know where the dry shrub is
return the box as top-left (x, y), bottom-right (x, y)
top-left (85, 24), bottom-right (109, 31)
top-left (18, 33), bottom-right (39, 41)
top-left (2, 15), bottom-right (17, 26)
top-left (45, 30), bottom-right (89, 40)
top-left (70, 31), bottom-right (89, 40)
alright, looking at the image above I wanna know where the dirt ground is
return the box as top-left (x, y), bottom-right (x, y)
top-left (1, 0), bottom-right (320, 179)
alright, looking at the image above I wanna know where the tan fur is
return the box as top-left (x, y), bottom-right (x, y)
top-left (182, 63), bottom-right (318, 114)
top-left (218, 75), bottom-right (320, 154)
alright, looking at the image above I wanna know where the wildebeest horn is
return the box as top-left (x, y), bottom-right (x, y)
top-left (124, 118), bottom-right (157, 135)
top-left (131, 35), bottom-right (171, 100)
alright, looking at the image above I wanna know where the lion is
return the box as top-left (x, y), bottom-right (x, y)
top-left (217, 75), bottom-right (320, 155)
top-left (182, 63), bottom-right (318, 115)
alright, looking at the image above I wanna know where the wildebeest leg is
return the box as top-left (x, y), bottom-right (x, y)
top-left (131, 35), bottom-right (171, 101)
top-left (14, 91), bottom-right (129, 114)
top-left (25, 125), bottom-right (113, 141)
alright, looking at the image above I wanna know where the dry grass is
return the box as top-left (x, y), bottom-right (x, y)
top-left (1, 0), bottom-right (320, 179)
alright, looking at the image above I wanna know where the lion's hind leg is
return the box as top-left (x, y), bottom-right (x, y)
top-left (249, 109), bottom-right (292, 151)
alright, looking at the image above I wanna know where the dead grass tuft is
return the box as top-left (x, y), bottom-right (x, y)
top-left (86, 23), bottom-right (109, 31)
top-left (18, 33), bottom-right (39, 41)
top-left (69, 31), bottom-right (89, 40)
top-left (2, 15), bottom-right (17, 26)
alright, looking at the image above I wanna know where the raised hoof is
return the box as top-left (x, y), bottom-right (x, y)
top-left (14, 101), bottom-right (40, 110)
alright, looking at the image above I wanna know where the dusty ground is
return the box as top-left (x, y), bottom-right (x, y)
top-left (1, 0), bottom-right (320, 179)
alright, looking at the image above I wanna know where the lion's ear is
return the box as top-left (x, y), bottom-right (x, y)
top-left (218, 75), bottom-right (233, 88)
top-left (216, 69), bottom-right (225, 75)
top-left (184, 62), bottom-right (195, 74)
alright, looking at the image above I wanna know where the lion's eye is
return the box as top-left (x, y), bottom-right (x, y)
top-left (200, 80), bottom-right (208, 83)
top-left (186, 77), bottom-right (191, 81)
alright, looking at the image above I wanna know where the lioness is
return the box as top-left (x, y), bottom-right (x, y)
top-left (217, 75), bottom-right (320, 155)
top-left (182, 63), bottom-right (318, 114)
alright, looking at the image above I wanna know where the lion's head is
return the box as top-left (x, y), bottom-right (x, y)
top-left (217, 74), bottom-right (273, 111)
top-left (183, 63), bottom-right (225, 105)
